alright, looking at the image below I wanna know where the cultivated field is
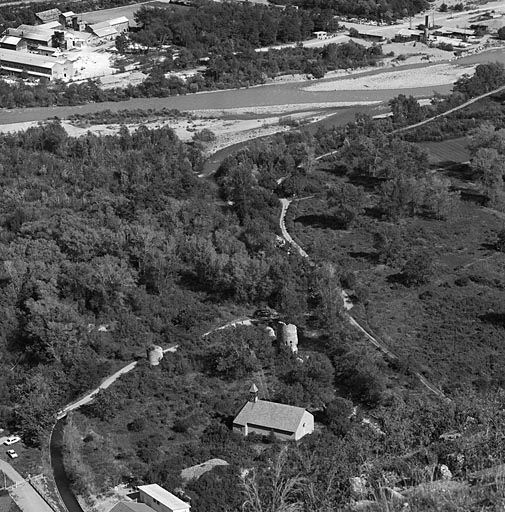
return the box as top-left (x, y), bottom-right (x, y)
top-left (418, 137), bottom-right (471, 163)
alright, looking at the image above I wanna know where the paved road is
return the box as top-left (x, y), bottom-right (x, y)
top-left (0, 460), bottom-right (54, 512)
top-left (279, 199), bottom-right (310, 259)
top-left (58, 344), bottom-right (178, 418)
top-left (201, 318), bottom-right (253, 337)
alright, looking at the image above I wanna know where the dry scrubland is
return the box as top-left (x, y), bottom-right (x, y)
top-left (287, 167), bottom-right (505, 394)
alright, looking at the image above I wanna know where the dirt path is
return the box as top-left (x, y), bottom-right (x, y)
top-left (315, 82), bottom-right (505, 162)
top-left (278, 197), bottom-right (449, 401)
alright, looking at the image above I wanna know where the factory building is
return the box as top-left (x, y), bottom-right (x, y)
top-left (0, 48), bottom-right (73, 79)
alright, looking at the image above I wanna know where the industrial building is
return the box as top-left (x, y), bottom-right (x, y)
top-left (0, 35), bottom-right (27, 51)
top-left (137, 485), bottom-right (190, 512)
top-left (88, 16), bottom-right (129, 39)
top-left (0, 48), bottom-right (73, 79)
top-left (35, 8), bottom-right (62, 24)
top-left (6, 25), bottom-right (54, 48)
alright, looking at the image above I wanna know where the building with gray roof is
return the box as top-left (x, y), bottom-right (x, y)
top-left (138, 484), bottom-right (190, 512)
top-left (0, 48), bottom-right (73, 79)
top-left (233, 384), bottom-right (314, 441)
top-left (35, 8), bottom-right (62, 24)
top-left (109, 503), bottom-right (155, 512)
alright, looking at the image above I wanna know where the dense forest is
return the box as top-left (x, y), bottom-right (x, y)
top-left (131, 3), bottom-right (337, 52)
top-left (271, 0), bottom-right (430, 22)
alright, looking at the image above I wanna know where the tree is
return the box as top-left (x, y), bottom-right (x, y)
top-left (379, 174), bottom-right (425, 220)
top-left (192, 129), bottom-right (216, 143)
top-left (313, 262), bottom-right (345, 332)
top-left (204, 325), bottom-right (275, 380)
top-left (389, 94), bottom-right (423, 126)
top-left (401, 250), bottom-right (433, 286)
top-left (324, 397), bottom-right (354, 435)
top-left (84, 389), bottom-right (121, 421)
top-left (373, 224), bottom-right (405, 266)
top-left (187, 466), bottom-right (243, 512)
top-left (277, 352), bottom-right (335, 408)
top-left (495, 228), bottom-right (505, 252)
top-left (115, 33), bottom-right (129, 53)
top-left (498, 27), bottom-right (505, 40)
top-left (326, 182), bottom-right (367, 228)
top-left (241, 448), bottom-right (304, 512)
top-left (454, 62), bottom-right (505, 99)
top-left (470, 147), bottom-right (505, 205)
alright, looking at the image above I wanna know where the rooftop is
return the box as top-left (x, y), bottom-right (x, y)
top-left (92, 26), bottom-right (118, 38)
top-left (234, 399), bottom-right (309, 433)
top-left (61, 11), bottom-right (76, 17)
top-left (8, 25), bottom-right (54, 42)
top-left (0, 36), bottom-right (23, 46)
top-left (35, 8), bottom-right (62, 22)
top-left (109, 502), bottom-right (155, 512)
top-left (138, 484), bottom-right (189, 511)
top-left (0, 48), bottom-right (58, 68)
top-left (39, 21), bottom-right (62, 30)
top-left (90, 16), bottom-right (129, 31)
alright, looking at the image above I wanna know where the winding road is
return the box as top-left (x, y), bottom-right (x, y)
top-left (57, 344), bottom-right (178, 419)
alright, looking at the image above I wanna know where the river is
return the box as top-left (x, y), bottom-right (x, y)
top-left (50, 420), bottom-right (86, 512)
top-left (1, 48), bottom-right (504, 126)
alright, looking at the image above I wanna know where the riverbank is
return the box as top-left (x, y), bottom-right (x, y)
top-left (0, 102), bottom-right (380, 160)
top-left (302, 62), bottom-right (476, 92)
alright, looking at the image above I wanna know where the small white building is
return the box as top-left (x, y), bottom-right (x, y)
top-left (313, 30), bottom-right (329, 40)
top-left (138, 484), bottom-right (190, 512)
top-left (89, 16), bottom-right (129, 39)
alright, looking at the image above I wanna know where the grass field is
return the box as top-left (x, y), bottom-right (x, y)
top-left (0, 494), bottom-right (21, 512)
top-left (287, 191), bottom-right (505, 394)
top-left (417, 137), bottom-right (471, 164)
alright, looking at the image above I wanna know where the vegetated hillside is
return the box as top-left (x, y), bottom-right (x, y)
top-left (0, 121), bottom-right (316, 447)
top-left (70, 118), bottom-right (505, 512)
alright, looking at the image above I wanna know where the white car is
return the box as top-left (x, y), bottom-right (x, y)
top-left (4, 436), bottom-right (21, 446)
top-left (6, 449), bottom-right (18, 459)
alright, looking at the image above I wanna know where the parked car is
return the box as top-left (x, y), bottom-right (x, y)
top-left (6, 449), bottom-right (18, 459)
top-left (253, 307), bottom-right (279, 321)
top-left (4, 436), bottom-right (21, 446)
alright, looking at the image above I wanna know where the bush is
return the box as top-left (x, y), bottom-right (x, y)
top-left (401, 250), bottom-right (433, 286)
top-left (128, 417), bottom-right (146, 432)
top-left (192, 129), bottom-right (216, 143)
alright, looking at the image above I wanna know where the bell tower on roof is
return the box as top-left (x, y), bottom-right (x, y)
top-left (249, 383), bottom-right (259, 403)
